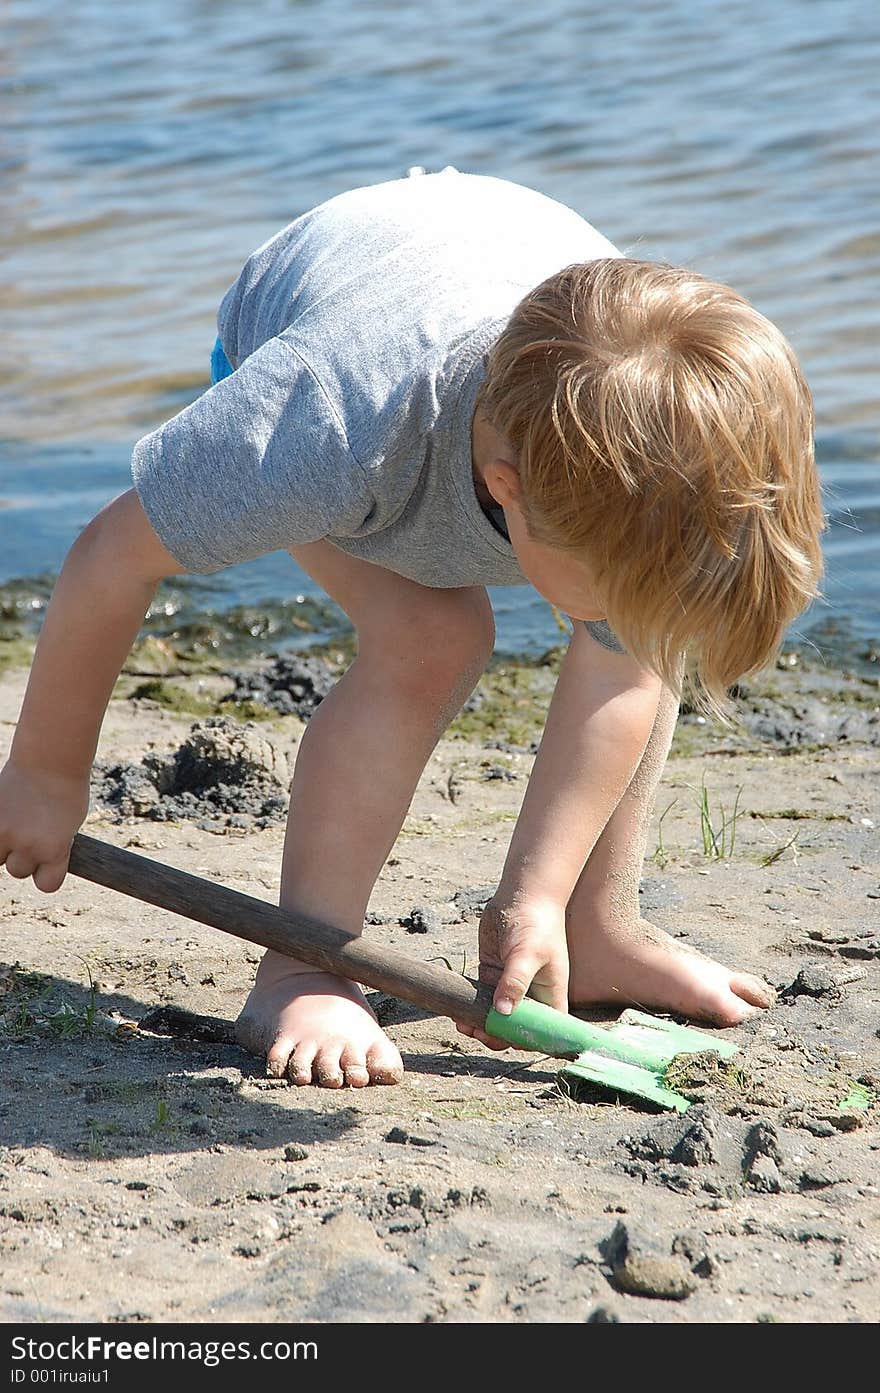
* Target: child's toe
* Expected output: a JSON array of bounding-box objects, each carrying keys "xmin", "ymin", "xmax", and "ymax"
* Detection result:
[
  {"xmin": 366, "ymin": 1039, "xmax": 404, "ymax": 1085},
  {"xmin": 710, "ymin": 989, "xmax": 761, "ymax": 1027},
  {"xmin": 288, "ymin": 1039, "xmax": 319, "ymax": 1086},
  {"xmin": 264, "ymin": 1035, "xmax": 296, "ymax": 1078},
  {"xmin": 313, "ymin": 1040, "xmax": 347, "ymax": 1088},
  {"xmin": 731, "ymin": 972, "xmax": 776, "ymax": 1009},
  {"xmin": 340, "ymin": 1044, "xmax": 370, "ymax": 1088}
]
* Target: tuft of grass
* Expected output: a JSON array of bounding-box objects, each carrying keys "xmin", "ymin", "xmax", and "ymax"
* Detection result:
[
  {"xmin": 0, "ymin": 960, "xmax": 102, "ymax": 1041},
  {"xmin": 129, "ymin": 679, "xmax": 219, "ymax": 717},
  {"xmin": 0, "ymin": 965, "xmax": 54, "ymax": 1040},
  {"xmin": 152, "ymin": 1098, "xmax": 171, "ymax": 1132},
  {"xmin": 652, "ymin": 798, "xmax": 678, "ymax": 868},
  {"xmin": 83, "ymin": 1120, "xmax": 123, "ymax": 1159},
  {"xmin": 696, "ymin": 776, "xmax": 743, "ymax": 860},
  {"xmin": 86, "ymin": 1123, "xmax": 105, "ymax": 1160}
]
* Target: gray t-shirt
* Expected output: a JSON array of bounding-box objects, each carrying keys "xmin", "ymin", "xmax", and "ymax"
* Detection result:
[{"xmin": 131, "ymin": 169, "xmax": 621, "ymax": 589}]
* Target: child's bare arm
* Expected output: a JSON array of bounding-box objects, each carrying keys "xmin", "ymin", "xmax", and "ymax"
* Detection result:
[
  {"xmin": 0, "ymin": 488, "xmax": 184, "ymax": 890},
  {"xmin": 468, "ymin": 625, "xmax": 663, "ymax": 1034},
  {"xmin": 499, "ymin": 624, "xmax": 662, "ymax": 907}
]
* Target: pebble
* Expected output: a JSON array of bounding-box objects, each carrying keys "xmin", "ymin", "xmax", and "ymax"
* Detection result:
[
  {"xmin": 603, "ymin": 1221, "xmax": 697, "ymax": 1301},
  {"xmin": 782, "ymin": 966, "xmax": 840, "ymax": 999},
  {"xmin": 746, "ymin": 1156, "xmax": 784, "ymax": 1194},
  {"xmin": 384, "ymin": 1127, "xmax": 437, "ymax": 1148},
  {"xmin": 400, "ymin": 905, "xmax": 443, "ymax": 934},
  {"xmin": 799, "ymin": 1167, "xmax": 845, "ymax": 1190}
]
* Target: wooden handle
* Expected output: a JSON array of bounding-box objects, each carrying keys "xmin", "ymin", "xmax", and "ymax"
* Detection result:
[{"xmin": 68, "ymin": 833, "xmax": 492, "ymax": 1031}]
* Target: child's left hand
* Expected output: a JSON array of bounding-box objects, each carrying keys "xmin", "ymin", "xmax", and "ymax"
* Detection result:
[{"xmin": 456, "ymin": 892, "xmax": 569, "ymax": 1050}]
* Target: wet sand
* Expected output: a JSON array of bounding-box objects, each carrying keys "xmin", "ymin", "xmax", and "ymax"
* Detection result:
[{"xmin": 0, "ymin": 645, "xmax": 877, "ymax": 1323}]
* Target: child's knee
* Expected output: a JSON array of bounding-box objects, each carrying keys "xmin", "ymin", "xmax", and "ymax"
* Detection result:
[{"xmin": 360, "ymin": 590, "xmax": 495, "ymax": 699}]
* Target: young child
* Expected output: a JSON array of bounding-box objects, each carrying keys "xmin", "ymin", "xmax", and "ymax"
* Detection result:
[{"xmin": 0, "ymin": 169, "xmax": 823, "ymax": 1089}]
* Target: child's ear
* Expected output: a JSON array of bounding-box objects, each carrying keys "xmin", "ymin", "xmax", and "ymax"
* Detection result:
[{"xmin": 484, "ymin": 457, "xmax": 522, "ymax": 507}]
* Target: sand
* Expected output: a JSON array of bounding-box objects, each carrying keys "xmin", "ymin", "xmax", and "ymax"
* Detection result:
[{"xmin": 0, "ymin": 648, "xmax": 877, "ymax": 1324}]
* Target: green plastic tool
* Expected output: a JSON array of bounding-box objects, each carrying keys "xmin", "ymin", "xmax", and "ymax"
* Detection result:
[
  {"xmin": 67, "ymin": 833, "xmax": 739, "ymax": 1111},
  {"xmin": 486, "ymin": 999, "xmax": 738, "ymax": 1111}
]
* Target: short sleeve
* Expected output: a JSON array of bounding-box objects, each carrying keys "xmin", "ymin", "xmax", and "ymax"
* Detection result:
[
  {"xmin": 583, "ymin": 619, "xmax": 627, "ymax": 654},
  {"xmin": 131, "ymin": 336, "xmax": 375, "ymax": 573}
]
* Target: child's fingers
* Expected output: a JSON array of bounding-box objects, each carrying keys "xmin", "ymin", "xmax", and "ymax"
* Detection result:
[
  {"xmin": 492, "ymin": 952, "xmax": 542, "ymax": 1016},
  {"xmin": 32, "ymin": 858, "xmax": 69, "ymax": 894},
  {"xmin": 533, "ymin": 978, "xmax": 569, "ymax": 1014},
  {"xmin": 3, "ymin": 849, "xmax": 38, "ymax": 880},
  {"xmin": 455, "ymin": 1019, "xmax": 510, "ymax": 1051}
]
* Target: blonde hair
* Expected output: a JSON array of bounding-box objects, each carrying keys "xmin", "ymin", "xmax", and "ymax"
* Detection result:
[{"xmin": 478, "ymin": 258, "xmax": 824, "ymax": 715}]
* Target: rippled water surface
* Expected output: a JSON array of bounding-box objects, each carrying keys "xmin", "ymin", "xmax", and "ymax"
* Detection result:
[{"xmin": 2, "ymin": 0, "xmax": 879, "ymax": 651}]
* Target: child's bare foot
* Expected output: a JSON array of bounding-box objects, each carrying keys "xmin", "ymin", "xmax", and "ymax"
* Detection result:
[
  {"xmin": 235, "ymin": 950, "xmax": 403, "ymax": 1087},
  {"xmin": 567, "ymin": 917, "xmax": 775, "ymax": 1026}
]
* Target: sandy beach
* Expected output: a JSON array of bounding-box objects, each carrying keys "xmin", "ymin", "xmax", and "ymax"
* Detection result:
[{"xmin": 1, "ymin": 641, "xmax": 877, "ymax": 1324}]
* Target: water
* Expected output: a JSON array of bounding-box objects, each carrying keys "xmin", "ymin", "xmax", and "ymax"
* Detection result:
[{"xmin": 2, "ymin": 0, "xmax": 879, "ymax": 656}]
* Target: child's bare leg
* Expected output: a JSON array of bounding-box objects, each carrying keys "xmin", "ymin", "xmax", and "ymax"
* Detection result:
[
  {"xmin": 566, "ymin": 685, "xmax": 775, "ymax": 1025},
  {"xmin": 235, "ymin": 541, "xmax": 495, "ymax": 1087}
]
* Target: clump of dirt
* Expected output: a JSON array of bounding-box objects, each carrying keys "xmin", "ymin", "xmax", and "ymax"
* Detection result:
[
  {"xmin": 601, "ymin": 1220, "xmax": 697, "ymax": 1301},
  {"xmin": 664, "ymin": 1040, "xmax": 875, "ymax": 1132},
  {"xmin": 222, "ymin": 655, "xmax": 336, "ymax": 719},
  {"xmin": 92, "ymin": 717, "xmax": 290, "ymax": 830}
]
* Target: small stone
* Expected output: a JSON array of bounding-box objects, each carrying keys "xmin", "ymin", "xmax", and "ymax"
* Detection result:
[
  {"xmin": 746, "ymin": 1156, "xmax": 783, "ymax": 1193},
  {"xmin": 400, "ymin": 905, "xmax": 442, "ymax": 934},
  {"xmin": 384, "ymin": 1127, "xmax": 436, "ymax": 1148},
  {"xmin": 781, "ymin": 966, "xmax": 839, "ymax": 999},
  {"xmin": 283, "ymin": 1144, "xmax": 309, "ymax": 1162},
  {"xmin": 603, "ymin": 1221, "xmax": 696, "ymax": 1301},
  {"xmin": 799, "ymin": 1167, "xmax": 844, "ymax": 1190},
  {"xmin": 744, "ymin": 1119, "xmax": 784, "ymax": 1168},
  {"xmin": 803, "ymin": 1118, "xmax": 837, "ymax": 1138}
]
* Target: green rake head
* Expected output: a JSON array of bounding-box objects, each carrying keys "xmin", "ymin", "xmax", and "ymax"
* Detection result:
[{"xmin": 485, "ymin": 1000, "xmax": 740, "ymax": 1112}]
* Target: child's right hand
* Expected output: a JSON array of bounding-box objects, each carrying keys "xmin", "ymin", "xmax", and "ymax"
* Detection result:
[
  {"xmin": 455, "ymin": 891, "xmax": 570, "ymax": 1050},
  {"xmin": 0, "ymin": 759, "xmax": 89, "ymax": 892}
]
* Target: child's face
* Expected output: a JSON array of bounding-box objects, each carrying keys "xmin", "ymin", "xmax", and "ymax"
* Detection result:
[
  {"xmin": 503, "ymin": 501, "xmax": 607, "ymax": 622},
  {"xmin": 472, "ymin": 425, "xmax": 606, "ymax": 621}
]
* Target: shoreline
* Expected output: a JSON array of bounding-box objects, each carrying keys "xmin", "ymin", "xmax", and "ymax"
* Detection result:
[
  {"xmin": 0, "ymin": 629, "xmax": 878, "ymax": 1323},
  {"xmin": 2, "ymin": 571, "xmax": 880, "ymax": 685}
]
